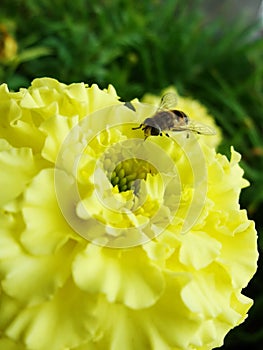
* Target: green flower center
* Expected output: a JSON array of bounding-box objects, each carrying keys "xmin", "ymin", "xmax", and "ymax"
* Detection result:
[{"xmin": 105, "ymin": 158, "xmax": 157, "ymax": 192}]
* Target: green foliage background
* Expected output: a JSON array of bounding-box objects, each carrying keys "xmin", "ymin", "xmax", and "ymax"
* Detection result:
[{"xmin": 1, "ymin": 0, "xmax": 263, "ymax": 348}]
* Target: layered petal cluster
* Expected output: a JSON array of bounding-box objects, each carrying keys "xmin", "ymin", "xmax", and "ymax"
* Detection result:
[{"xmin": 0, "ymin": 78, "xmax": 258, "ymax": 350}]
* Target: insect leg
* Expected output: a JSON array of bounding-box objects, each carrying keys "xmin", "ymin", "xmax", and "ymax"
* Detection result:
[{"xmin": 132, "ymin": 124, "xmax": 143, "ymax": 130}]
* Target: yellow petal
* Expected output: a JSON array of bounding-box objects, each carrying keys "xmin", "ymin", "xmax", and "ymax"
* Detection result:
[
  {"xmin": 0, "ymin": 211, "xmax": 22, "ymax": 259},
  {"xmin": 5, "ymin": 280, "xmax": 96, "ymax": 350},
  {"xmin": 40, "ymin": 114, "xmax": 79, "ymax": 163},
  {"xmin": 21, "ymin": 169, "xmax": 79, "ymax": 255},
  {"xmin": 179, "ymin": 231, "xmax": 222, "ymax": 269},
  {"xmin": 216, "ymin": 219, "xmax": 258, "ymax": 288},
  {"xmin": 0, "ymin": 142, "xmax": 39, "ymax": 206},
  {"xmin": 181, "ymin": 264, "xmax": 244, "ymax": 325},
  {"xmin": 91, "ymin": 273, "xmax": 201, "ymax": 349},
  {"xmin": 73, "ymin": 245, "xmax": 165, "ymax": 309},
  {"xmin": 1, "ymin": 242, "xmax": 77, "ymax": 305}
]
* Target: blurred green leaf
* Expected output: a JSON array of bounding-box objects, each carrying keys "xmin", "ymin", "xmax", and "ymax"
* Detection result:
[{"xmin": 16, "ymin": 46, "xmax": 53, "ymax": 64}]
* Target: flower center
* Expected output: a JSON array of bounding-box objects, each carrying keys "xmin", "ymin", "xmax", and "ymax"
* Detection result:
[{"xmin": 106, "ymin": 158, "xmax": 157, "ymax": 192}]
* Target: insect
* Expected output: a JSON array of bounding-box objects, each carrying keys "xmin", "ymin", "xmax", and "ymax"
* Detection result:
[{"xmin": 132, "ymin": 92, "xmax": 216, "ymax": 140}]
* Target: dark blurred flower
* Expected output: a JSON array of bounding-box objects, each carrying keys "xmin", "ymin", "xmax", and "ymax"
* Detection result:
[{"xmin": 0, "ymin": 24, "xmax": 17, "ymax": 62}]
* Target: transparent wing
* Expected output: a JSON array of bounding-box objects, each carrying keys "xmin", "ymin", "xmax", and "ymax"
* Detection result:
[
  {"xmin": 159, "ymin": 92, "xmax": 178, "ymax": 110},
  {"xmin": 171, "ymin": 120, "xmax": 216, "ymax": 135}
]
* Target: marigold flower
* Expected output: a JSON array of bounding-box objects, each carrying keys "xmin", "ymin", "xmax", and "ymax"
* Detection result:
[{"xmin": 0, "ymin": 78, "xmax": 258, "ymax": 350}]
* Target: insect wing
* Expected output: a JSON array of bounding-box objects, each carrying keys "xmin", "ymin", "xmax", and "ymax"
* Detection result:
[
  {"xmin": 185, "ymin": 120, "xmax": 216, "ymax": 135},
  {"xmin": 171, "ymin": 120, "xmax": 216, "ymax": 135},
  {"xmin": 159, "ymin": 92, "xmax": 178, "ymax": 110}
]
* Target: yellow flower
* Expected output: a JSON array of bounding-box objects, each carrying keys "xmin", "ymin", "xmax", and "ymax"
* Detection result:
[{"xmin": 0, "ymin": 78, "xmax": 258, "ymax": 350}]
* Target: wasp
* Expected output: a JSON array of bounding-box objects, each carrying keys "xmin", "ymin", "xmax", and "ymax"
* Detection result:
[{"xmin": 132, "ymin": 92, "xmax": 216, "ymax": 140}]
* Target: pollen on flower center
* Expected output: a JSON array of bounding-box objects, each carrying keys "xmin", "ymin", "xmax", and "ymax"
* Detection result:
[{"xmin": 107, "ymin": 158, "xmax": 157, "ymax": 192}]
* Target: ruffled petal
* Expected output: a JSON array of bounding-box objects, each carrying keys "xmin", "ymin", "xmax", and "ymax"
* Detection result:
[
  {"xmin": 40, "ymin": 114, "xmax": 79, "ymax": 163},
  {"xmin": 21, "ymin": 169, "xmax": 80, "ymax": 255},
  {"xmin": 179, "ymin": 231, "xmax": 222, "ymax": 270},
  {"xmin": 89, "ymin": 273, "xmax": 206, "ymax": 349},
  {"xmin": 0, "ymin": 212, "xmax": 22, "ymax": 259},
  {"xmin": 5, "ymin": 280, "xmax": 97, "ymax": 350},
  {"xmin": 181, "ymin": 266, "xmax": 237, "ymax": 321},
  {"xmin": 216, "ymin": 218, "xmax": 258, "ymax": 288},
  {"xmin": 0, "ymin": 140, "xmax": 41, "ymax": 206},
  {"xmin": 1, "ymin": 245, "xmax": 75, "ymax": 305},
  {"xmin": 73, "ymin": 245, "xmax": 165, "ymax": 309}
]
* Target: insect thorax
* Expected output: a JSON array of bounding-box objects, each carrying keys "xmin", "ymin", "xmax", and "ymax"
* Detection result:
[
  {"xmin": 172, "ymin": 110, "xmax": 189, "ymax": 125},
  {"xmin": 147, "ymin": 111, "xmax": 176, "ymax": 130}
]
